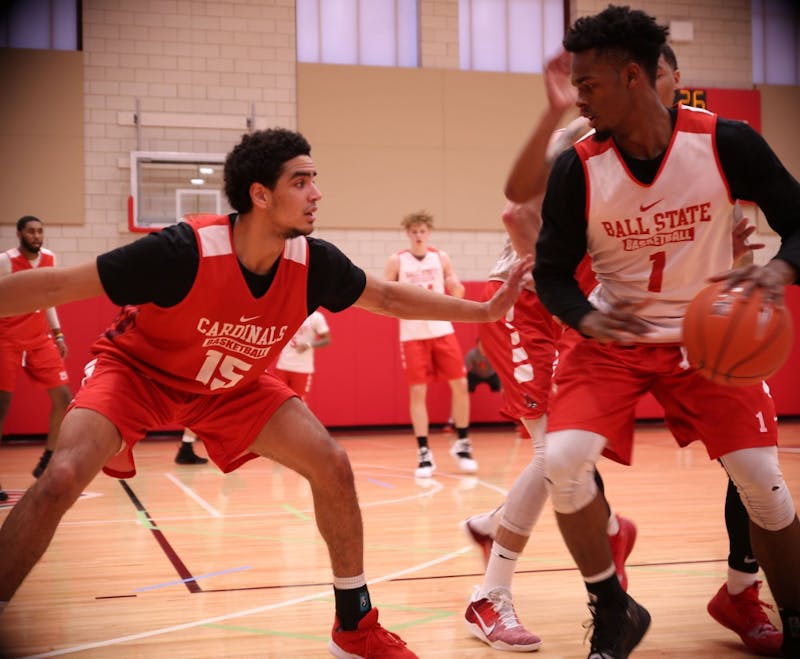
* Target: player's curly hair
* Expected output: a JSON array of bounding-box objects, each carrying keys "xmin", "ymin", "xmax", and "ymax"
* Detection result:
[
  {"xmin": 564, "ymin": 5, "xmax": 668, "ymax": 85},
  {"xmin": 224, "ymin": 128, "xmax": 311, "ymax": 213},
  {"xmin": 401, "ymin": 210, "xmax": 434, "ymax": 230},
  {"xmin": 16, "ymin": 215, "xmax": 41, "ymax": 231}
]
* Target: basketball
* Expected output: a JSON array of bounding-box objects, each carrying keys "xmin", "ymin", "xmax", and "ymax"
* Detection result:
[{"xmin": 682, "ymin": 281, "xmax": 794, "ymax": 386}]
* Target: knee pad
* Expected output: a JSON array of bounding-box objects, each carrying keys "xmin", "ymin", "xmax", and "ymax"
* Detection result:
[
  {"xmin": 545, "ymin": 430, "xmax": 606, "ymax": 514},
  {"xmin": 721, "ymin": 447, "xmax": 797, "ymax": 531}
]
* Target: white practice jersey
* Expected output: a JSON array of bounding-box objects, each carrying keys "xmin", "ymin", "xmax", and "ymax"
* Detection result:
[
  {"xmin": 576, "ymin": 105, "xmax": 735, "ymax": 343},
  {"xmin": 275, "ymin": 310, "xmax": 329, "ymax": 374},
  {"xmin": 396, "ymin": 248, "xmax": 455, "ymax": 342}
]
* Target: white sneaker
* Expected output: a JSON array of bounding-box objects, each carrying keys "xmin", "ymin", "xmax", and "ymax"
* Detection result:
[
  {"xmin": 450, "ymin": 438, "xmax": 478, "ymax": 473},
  {"xmin": 414, "ymin": 447, "xmax": 436, "ymax": 478}
]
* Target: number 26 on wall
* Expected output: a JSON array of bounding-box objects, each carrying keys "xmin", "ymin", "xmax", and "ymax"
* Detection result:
[{"xmin": 678, "ymin": 89, "xmax": 707, "ymax": 109}]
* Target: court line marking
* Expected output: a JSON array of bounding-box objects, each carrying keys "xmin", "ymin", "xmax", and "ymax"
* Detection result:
[
  {"xmin": 133, "ymin": 565, "xmax": 253, "ymax": 593},
  {"xmin": 21, "ymin": 547, "xmax": 471, "ymax": 658},
  {"xmin": 165, "ymin": 473, "xmax": 221, "ymax": 518}
]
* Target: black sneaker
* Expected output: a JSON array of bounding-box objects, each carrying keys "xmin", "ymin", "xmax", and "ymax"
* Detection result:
[
  {"xmin": 32, "ymin": 449, "xmax": 53, "ymax": 478},
  {"xmin": 0, "ymin": 487, "xmax": 8, "ymax": 502},
  {"xmin": 586, "ymin": 593, "xmax": 651, "ymax": 658},
  {"xmin": 175, "ymin": 443, "xmax": 208, "ymax": 465},
  {"xmin": 781, "ymin": 608, "xmax": 800, "ymax": 658}
]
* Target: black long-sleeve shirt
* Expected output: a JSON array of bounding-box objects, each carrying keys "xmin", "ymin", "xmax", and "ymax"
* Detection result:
[{"xmin": 534, "ymin": 109, "xmax": 800, "ymax": 330}]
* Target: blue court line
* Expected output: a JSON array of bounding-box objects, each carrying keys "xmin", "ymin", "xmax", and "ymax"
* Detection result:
[
  {"xmin": 365, "ymin": 477, "xmax": 394, "ymax": 488},
  {"xmin": 134, "ymin": 565, "xmax": 252, "ymax": 592}
]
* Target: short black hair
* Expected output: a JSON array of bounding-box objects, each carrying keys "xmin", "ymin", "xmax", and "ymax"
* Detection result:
[
  {"xmin": 660, "ymin": 43, "xmax": 678, "ymax": 71},
  {"xmin": 17, "ymin": 215, "xmax": 41, "ymax": 231},
  {"xmin": 563, "ymin": 5, "xmax": 669, "ymax": 85},
  {"xmin": 224, "ymin": 128, "xmax": 312, "ymax": 213}
]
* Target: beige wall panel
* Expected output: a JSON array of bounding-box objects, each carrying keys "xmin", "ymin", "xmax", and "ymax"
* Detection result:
[
  {"xmin": 442, "ymin": 146, "xmax": 510, "ymax": 228},
  {"xmin": 298, "ymin": 64, "xmax": 445, "ymax": 147},
  {"xmin": 758, "ymin": 85, "xmax": 800, "ymax": 180},
  {"xmin": 0, "ymin": 49, "xmax": 84, "ymax": 225},
  {"xmin": 298, "ymin": 64, "xmax": 562, "ymax": 230},
  {"xmin": 311, "ymin": 143, "xmax": 445, "ymax": 231}
]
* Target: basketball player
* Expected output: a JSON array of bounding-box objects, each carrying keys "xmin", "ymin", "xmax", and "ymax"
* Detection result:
[
  {"xmin": 384, "ymin": 211, "xmax": 477, "ymax": 478},
  {"xmin": 273, "ymin": 310, "xmax": 331, "ymax": 401},
  {"xmin": 0, "ymin": 216, "xmax": 72, "ymax": 487},
  {"xmin": 533, "ymin": 7, "xmax": 800, "ymax": 657},
  {"xmin": 463, "ymin": 44, "xmax": 781, "ymax": 655},
  {"xmin": 0, "ymin": 128, "xmax": 531, "ymax": 658}
]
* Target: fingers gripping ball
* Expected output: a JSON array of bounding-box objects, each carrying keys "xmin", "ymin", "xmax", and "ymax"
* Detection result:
[{"xmin": 682, "ymin": 282, "xmax": 794, "ymax": 386}]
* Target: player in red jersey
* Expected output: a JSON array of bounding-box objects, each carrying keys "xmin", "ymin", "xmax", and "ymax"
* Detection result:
[
  {"xmin": 0, "ymin": 216, "xmax": 72, "ymax": 489},
  {"xmin": 0, "ymin": 128, "xmax": 531, "ymax": 658}
]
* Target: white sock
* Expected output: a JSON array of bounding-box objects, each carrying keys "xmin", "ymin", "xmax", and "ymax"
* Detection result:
[
  {"xmin": 606, "ymin": 510, "xmax": 619, "ymax": 536},
  {"xmin": 333, "ymin": 573, "xmax": 367, "ymax": 590},
  {"xmin": 727, "ymin": 567, "xmax": 758, "ymax": 595},
  {"xmin": 480, "ymin": 542, "xmax": 520, "ymax": 595},
  {"xmin": 181, "ymin": 433, "xmax": 196, "ymax": 444}
]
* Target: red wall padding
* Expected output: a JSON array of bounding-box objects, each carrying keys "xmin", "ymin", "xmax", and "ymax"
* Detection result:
[{"xmin": 4, "ymin": 283, "xmax": 799, "ymax": 436}]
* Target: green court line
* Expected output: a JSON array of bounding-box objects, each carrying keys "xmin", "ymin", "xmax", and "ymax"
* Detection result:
[
  {"xmin": 281, "ymin": 504, "xmax": 312, "ymax": 521},
  {"xmin": 202, "ymin": 598, "xmax": 455, "ymax": 639},
  {"xmin": 201, "ymin": 622, "xmax": 327, "ymax": 640}
]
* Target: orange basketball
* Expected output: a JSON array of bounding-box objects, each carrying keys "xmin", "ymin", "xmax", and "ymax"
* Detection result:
[{"xmin": 682, "ymin": 281, "xmax": 794, "ymax": 386}]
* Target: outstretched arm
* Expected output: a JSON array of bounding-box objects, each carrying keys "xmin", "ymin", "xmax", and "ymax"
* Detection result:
[
  {"xmin": 0, "ymin": 261, "xmax": 105, "ymax": 317},
  {"xmin": 505, "ymin": 50, "xmax": 578, "ymax": 203},
  {"xmin": 355, "ymin": 256, "xmax": 533, "ymax": 323}
]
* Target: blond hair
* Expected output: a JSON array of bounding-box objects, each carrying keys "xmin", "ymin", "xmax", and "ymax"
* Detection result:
[{"xmin": 401, "ymin": 210, "xmax": 434, "ymax": 230}]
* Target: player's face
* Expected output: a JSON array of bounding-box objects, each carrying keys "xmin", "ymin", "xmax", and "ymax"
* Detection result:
[
  {"xmin": 406, "ymin": 223, "xmax": 430, "ymax": 250},
  {"xmin": 655, "ymin": 54, "xmax": 680, "ymax": 108},
  {"xmin": 571, "ymin": 49, "xmax": 631, "ymax": 135},
  {"xmin": 18, "ymin": 220, "xmax": 44, "ymax": 255},
  {"xmin": 269, "ymin": 155, "xmax": 321, "ymax": 239}
]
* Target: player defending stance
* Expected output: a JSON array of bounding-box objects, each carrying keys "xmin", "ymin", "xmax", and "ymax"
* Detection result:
[{"xmin": 0, "ymin": 128, "xmax": 531, "ymax": 658}]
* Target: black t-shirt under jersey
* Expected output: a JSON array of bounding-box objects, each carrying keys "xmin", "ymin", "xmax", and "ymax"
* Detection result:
[
  {"xmin": 535, "ymin": 110, "xmax": 800, "ymax": 329},
  {"xmin": 96, "ymin": 214, "xmax": 367, "ymax": 315}
]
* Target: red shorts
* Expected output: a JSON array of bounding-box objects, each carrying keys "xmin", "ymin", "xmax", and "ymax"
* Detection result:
[
  {"xmin": 72, "ymin": 353, "xmax": 296, "ymax": 478},
  {"xmin": 547, "ymin": 340, "xmax": 778, "ymax": 465},
  {"xmin": 478, "ymin": 282, "xmax": 561, "ymax": 421},
  {"xmin": 400, "ymin": 333, "xmax": 466, "ymax": 385},
  {"xmin": 0, "ymin": 341, "xmax": 69, "ymax": 391},
  {"xmin": 274, "ymin": 368, "xmax": 312, "ymax": 400}
]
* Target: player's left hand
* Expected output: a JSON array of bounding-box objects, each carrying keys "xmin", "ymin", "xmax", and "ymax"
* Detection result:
[{"xmin": 709, "ymin": 259, "xmax": 795, "ymax": 306}]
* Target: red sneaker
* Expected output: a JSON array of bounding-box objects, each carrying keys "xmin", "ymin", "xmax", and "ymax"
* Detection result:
[
  {"xmin": 608, "ymin": 515, "xmax": 636, "ymax": 592},
  {"xmin": 464, "ymin": 586, "xmax": 543, "ymax": 651},
  {"xmin": 707, "ymin": 581, "xmax": 782, "ymax": 656},
  {"xmin": 329, "ymin": 608, "xmax": 418, "ymax": 658},
  {"xmin": 461, "ymin": 516, "xmax": 493, "ymax": 566}
]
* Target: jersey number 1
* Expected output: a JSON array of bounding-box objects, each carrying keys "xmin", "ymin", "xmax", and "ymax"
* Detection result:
[{"xmin": 648, "ymin": 251, "xmax": 666, "ymax": 292}]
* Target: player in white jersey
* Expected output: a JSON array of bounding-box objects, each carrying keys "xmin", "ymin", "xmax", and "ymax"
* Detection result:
[
  {"xmin": 534, "ymin": 8, "xmax": 800, "ymax": 658},
  {"xmin": 384, "ymin": 211, "xmax": 477, "ymax": 478},
  {"xmin": 467, "ymin": 42, "xmax": 781, "ymax": 656},
  {"xmin": 274, "ymin": 310, "xmax": 331, "ymax": 401}
]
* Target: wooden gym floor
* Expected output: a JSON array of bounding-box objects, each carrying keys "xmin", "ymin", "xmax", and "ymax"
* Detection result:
[{"xmin": 0, "ymin": 420, "xmax": 799, "ymax": 658}]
